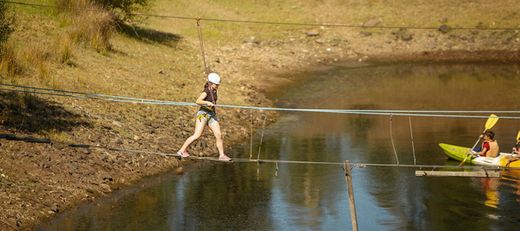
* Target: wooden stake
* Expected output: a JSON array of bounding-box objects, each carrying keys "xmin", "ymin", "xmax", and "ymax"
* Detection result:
[
  {"xmin": 249, "ymin": 109, "xmax": 253, "ymax": 159},
  {"xmin": 344, "ymin": 160, "xmax": 358, "ymax": 231}
]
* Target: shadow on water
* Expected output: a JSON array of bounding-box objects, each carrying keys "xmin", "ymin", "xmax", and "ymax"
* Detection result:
[
  {"xmin": 0, "ymin": 92, "xmax": 90, "ymax": 132},
  {"xmin": 117, "ymin": 23, "xmax": 182, "ymax": 47}
]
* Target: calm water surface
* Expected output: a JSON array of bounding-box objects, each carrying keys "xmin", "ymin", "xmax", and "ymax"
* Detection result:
[{"xmin": 40, "ymin": 62, "xmax": 520, "ymax": 230}]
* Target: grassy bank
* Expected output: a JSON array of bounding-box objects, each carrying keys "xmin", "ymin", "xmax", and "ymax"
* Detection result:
[{"xmin": 0, "ymin": 0, "xmax": 520, "ymax": 229}]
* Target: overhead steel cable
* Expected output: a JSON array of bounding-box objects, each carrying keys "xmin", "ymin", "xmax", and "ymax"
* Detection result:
[
  {"xmin": 2, "ymin": 0, "xmax": 520, "ymax": 31},
  {"xmin": 129, "ymin": 14, "xmax": 520, "ymax": 31},
  {"xmin": 0, "ymin": 87, "xmax": 84, "ymax": 98},
  {"xmin": 0, "ymin": 83, "xmax": 87, "ymax": 95},
  {"xmin": 2, "ymin": 83, "xmax": 520, "ymax": 119}
]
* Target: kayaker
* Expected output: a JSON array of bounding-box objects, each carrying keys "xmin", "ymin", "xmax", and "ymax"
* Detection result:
[
  {"xmin": 506, "ymin": 137, "xmax": 520, "ymax": 166},
  {"xmin": 512, "ymin": 137, "xmax": 520, "ymax": 155},
  {"xmin": 476, "ymin": 130, "xmax": 499, "ymax": 157},
  {"xmin": 177, "ymin": 73, "xmax": 232, "ymax": 161}
]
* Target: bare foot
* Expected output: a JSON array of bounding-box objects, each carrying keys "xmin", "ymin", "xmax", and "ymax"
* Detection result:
[
  {"xmin": 176, "ymin": 150, "xmax": 190, "ymax": 158},
  {"xmin": 218, "ymin": 154, "xmax": 232, "ymax": 161}
]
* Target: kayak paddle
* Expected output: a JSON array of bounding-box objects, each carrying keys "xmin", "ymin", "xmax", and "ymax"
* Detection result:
[
  {"xmin": 470, "ymin": 114, "xmax": 499, "ymax": 151},
  {"xmin": 459, "ymin": 114, "xmax": 499, "ymax": 166}
]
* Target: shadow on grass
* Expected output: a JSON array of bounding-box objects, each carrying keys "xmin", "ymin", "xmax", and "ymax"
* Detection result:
[
  {"xmin": 0, "ymin": 92, "xmax": 91, "ymax": 133},
  {"xmin": 117, "ymin": 23, "xmax": 182, "ymax": 47}
]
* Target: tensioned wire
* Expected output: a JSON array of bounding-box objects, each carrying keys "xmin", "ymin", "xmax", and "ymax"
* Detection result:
[
  {"xmin": 3, "ymin": 0, "xmax": 520, "ymax": 31},
  {"xmin": 2, "ymin": 132, "xmax": 519, "ymax": 170},
  {"xmin": 2, "ymin": 83, "xmax": 520, "ymax": 119}
]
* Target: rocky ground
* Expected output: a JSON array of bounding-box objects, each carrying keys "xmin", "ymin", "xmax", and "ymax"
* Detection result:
[{"xmin": 1, "ymin": 1, "xmax": 520, "ymax": 230}]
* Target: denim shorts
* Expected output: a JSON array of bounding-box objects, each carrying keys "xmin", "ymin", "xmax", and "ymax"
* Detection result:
[{"xmin": 196, "ymin": 109, "xmax": 218, "ymax": 125}]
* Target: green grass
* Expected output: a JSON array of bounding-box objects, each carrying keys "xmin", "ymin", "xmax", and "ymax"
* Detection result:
[
  {"xmin": 8, "ymin": 0, "xmax": 56, "ymax": 17},
  {"xmin": 11, "ymin": 0, "xmax": 518, "ymax": 48},
  {"xmin": 140, "ymin": 0, "xmax": 520, "ymax": 47}
]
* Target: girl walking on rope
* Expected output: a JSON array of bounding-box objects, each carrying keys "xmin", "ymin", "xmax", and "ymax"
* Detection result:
[{"xmin": 177, "ymin": 73, "xmax": 232, "ymax": 161}]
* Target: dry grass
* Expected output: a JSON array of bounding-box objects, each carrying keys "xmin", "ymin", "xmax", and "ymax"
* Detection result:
[
  {"xmin": 55, "ymin": 33, "xmax": 74, "ymax": 64},
  {"xmin": 20, "ymin": 42, "xmax": 52, "ymax": 82},
  {"xmin": 67, "ymin": 10, "xmax": 115, "ymax": 52},
  {"xmin": 0, "ymin": 42, "xmax": 20, "ymax": 78},
  {"xmin": 46, "ymin": 130, "xmax": 72, "ymax": 143},
  {"xmin": 57, "ymin": 0, "xmax": 115, "ymax": 52},
  {"xmin": 1, "ymin": 0, "xmax": 114, "ymax": 83},
  {"xmin": 1, "ymin": 34, "xmax": 55, "ymax": 83}
]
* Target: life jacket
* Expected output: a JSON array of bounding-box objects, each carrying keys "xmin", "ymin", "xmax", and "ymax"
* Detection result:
[{"xmin": 485, "ymin": 140, "xmax": 499, "ymax": 157}]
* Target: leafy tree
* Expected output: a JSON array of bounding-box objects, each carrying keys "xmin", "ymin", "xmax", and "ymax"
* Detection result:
[
  {"xmin": 92, "ymin": 0, "xmax": 149, "ymax": 15},
  {"xmin": 57, "ymin": 0, "xmax": 149, "ymax": 19}
]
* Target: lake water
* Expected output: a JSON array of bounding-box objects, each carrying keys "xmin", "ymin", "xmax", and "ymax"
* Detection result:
[{"xmin": 39, "ymin": 62, "xmax": 520, "ymax": 230}]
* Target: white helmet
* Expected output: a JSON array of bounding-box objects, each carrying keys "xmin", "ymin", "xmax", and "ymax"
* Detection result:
[{"xmin": 208, "ymin": 73, "xmax": 221, "ymax": 84}]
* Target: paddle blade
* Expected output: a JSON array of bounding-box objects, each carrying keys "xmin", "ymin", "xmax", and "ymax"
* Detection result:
[
  {"xmin": 484, "ymin": 114, "xmax": 499, "ymax": 130},
  {"xmin": 516, "ymin": 130, "xmax": 520, "ymax": 141}
]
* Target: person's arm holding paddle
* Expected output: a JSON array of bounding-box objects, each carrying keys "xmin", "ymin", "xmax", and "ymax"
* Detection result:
[{"xmin": 459, "ymin": 114, "xmax": 499, "ymax": 166}]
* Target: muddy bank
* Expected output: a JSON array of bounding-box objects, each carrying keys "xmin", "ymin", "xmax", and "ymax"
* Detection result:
[{"xmin": 370, "ymin": 50, "xmax": 520, "ymax": 63}]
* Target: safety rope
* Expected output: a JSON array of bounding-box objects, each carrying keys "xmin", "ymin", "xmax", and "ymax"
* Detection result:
[
  {"xmin": 256, "ymin": 114, "xmax": 267, "ymax": 161},
  {"xmin": 389, "ymin": 115, "xmax": 400, "ymax": 165},
  {"xmin": 409, "ymin": 116, "xmax": 417, "ymax": 165},
  {"xmin": 196, "ymin": 18, "xmax": 210, "ymax": 74},
  {"xmin": 2, "ymin": 84, "xmax": 520, "ymax": 120}
]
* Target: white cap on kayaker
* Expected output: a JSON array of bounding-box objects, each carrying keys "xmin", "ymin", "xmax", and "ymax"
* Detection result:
[{"xmin": 208, "ymin": 73, "xmax": 221, "ymax": 85}]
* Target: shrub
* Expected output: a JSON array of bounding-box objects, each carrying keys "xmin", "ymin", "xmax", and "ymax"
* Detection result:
[
  {"xmin": 0, "ymin": 42, "xmax": 21, "ymax": 78},
  {"xmin": 92, "ymin": 0, "xmax": 149, "ymax": 16},
  {"xmin": 56, "ymin": 0, "xmax": 115, "ymax": 52},
  {"xmin": 21, "ymin": 43, "xmax": 52, "ymax": 81},
  {"xmin": 56, "ymin": 0, "xmax": 148, "ymax": 19},
  {"xmin": 68, "ymin": 8, "xmax": 115, "ymax": 52},
  {"xmin": 56, "ymin": 34, "xmax": 74, "ymax": 64},
  {"xmin": 0, "ymin": 1, "xmax": 14, "ymax": 45}
]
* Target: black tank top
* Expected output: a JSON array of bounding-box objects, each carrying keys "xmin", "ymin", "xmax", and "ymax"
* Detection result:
[{"xmin": 200, "ymin": 86, "xmax": 217, "ymax": 112}]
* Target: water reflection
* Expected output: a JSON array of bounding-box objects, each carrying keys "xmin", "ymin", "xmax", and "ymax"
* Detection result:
[
  {"xmin": 482, "ymin": 178, "xmax": 500, "ymax": 208},
  {"xmin": 41, "ymin": 63, "xmax": 520, "ymax": 230}
]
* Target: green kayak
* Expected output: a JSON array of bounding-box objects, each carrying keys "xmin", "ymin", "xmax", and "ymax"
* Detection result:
[
  {"xmin": 438, "ymin": 143, "xmax": 470, "ymax": 162},
  {"xmin": 438, "ymin": 143, "xmax": 520, "ymax": 167}
]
